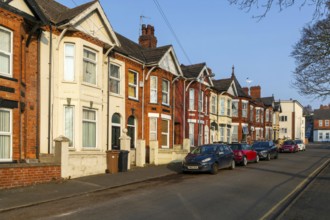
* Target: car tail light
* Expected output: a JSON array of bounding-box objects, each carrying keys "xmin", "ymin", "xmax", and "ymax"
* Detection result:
[{"xmin": 238, "ymin": 151, "xmax": 243, "ymax": 156}]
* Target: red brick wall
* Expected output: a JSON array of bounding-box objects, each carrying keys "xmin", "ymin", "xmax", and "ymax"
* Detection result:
[
  {"xmin": 0, "ymin": 165, "xmax": 61, "ymax": 189},
  {"xmin": 0, "ymin": 8, "xmax": 39, "ymax": 161}
]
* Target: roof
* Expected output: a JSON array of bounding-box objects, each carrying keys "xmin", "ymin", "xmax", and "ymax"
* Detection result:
[
  {"xmin": 314, "ymin": 108, "xmax": 330, "ymax": 120},
  {"xmin": 34, "ymin": 0, "xmax": 96, "ymax": 24},
  {"xmin": 274, "ymin": 102, "xmax": 282, "ymax": 112},
  {"xmin": 232, "ymin": 75, "xmax": 250, "ymax": 98},
  {"xmin": 259, "ymin": 96, "xmax": 274, "ymax": 107},
  {"xmin": 114, "ymin": 32, "xmax": 172, "ymax": 65},
  {"xmin": 212, "ymin": 78, "xmax": 232, "ymax": 92},
  {"xmin": 181, "ymin": 63, "xmax": 206, "ymax": 78}
]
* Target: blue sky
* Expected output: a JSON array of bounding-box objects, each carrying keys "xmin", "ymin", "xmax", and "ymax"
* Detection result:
[{"xmin": 58, "ymin": 0, "xmax": 329, "ymax": 109}]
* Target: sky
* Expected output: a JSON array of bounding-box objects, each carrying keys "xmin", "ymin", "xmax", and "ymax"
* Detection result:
[{"xmin": 58, "ymin": 0, "xmax": 330, "ymax": 109}]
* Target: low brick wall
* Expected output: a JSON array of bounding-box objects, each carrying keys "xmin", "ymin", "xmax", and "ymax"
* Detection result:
[{"xmin": 0, "ymin": 163, "xmax": 61, "ymax": 189}]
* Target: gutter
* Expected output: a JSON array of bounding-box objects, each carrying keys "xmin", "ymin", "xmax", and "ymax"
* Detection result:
[
  {"xmin": 106, "ymin": 46, "xmax": 115, "ymax": 150},
  {"xmin": 47, "ymin": 24, "xmax": 52, "ymax": 154}
]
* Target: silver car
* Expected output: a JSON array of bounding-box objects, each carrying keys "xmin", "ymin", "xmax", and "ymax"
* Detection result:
[{"xmin": 295, "ymin": 139, "xmax": 306, "ymax": 151}]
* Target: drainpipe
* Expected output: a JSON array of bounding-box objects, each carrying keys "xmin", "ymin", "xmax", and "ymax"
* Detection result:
[
  {"xmin": 171, "ymin": 76, "xmax": 180, "ymax": 146},
  {"xmin": 36, "ymin": 29, "xmax": 42, "ymax": 159},
  {"xmin": 142, "ymin": 64, "xmax": 145, "ymax": 139},
  {"xmin": 47, "ymin": 24, "xmax": 52, "ymax": 154},
  {"xmin": 183, "ymin": 80, "xmax": 186, "ymax": 139},
  {"xmin": 106, "ymin": 46, "xmax": 115, "ymax": 150}
]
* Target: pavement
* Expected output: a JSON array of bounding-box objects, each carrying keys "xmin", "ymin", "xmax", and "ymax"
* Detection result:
[{"xmin": 0, "ymin": 162, "xmax": 182, "ymax": 213}]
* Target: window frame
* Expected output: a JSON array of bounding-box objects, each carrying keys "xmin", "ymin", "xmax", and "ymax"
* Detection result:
[
  {"xmin": 63, "ymin": 43, "xmax": 75, "ymax": 82},
  {"xmin": 83, "ymin": 47, "xmax": 97, "ymax": 85},
  {"xmin": 211, "ymin": 96, "xmax": 216, "ymax": 114},
  {"xmin": 149, "ymin": 117, "xmax": 157, "ymax": 141},
  {"xmin": 189, "ymin": 88, "xmax": 195, "ymax": 110},
  {"xmin": 189, "ymin": 123, "xmax": 194, "ymax": 146},
  {"xmin": 109, "ymin": 64, "xmax": 121, "ymax": 95},
  {"xmin": 242, "ymin": 101, "xmax": 248, "ymax": 118},
  {"xmin": 198, "ymin": 91, "xmax": 204, "ymax": 112},
  {"xmin": 220, "ymin": 97, "xmax": 225, "ymax": 115},
  {"xmin": 0, "ymin": 108, "xmax": 12, "ymax": 161},
  {"xmin": 232, "ymin": 100, "xmax": 238, "ymax": 117},
  {"xmin": 82, "ymin": 108, "xmax": 97, "ymax": 148},
  {"xmin": 64, "ymin": 105, "xmax": 75, "ymax": 148},
  {"xmin": 162, "ymin": 79, "xmax": 170, "ymax": 105},
  {"xmin": 0, "ymin": 26, "xmax": 13, "ymax": 77},
  {"xmin": 325, "ymin": 120, "xmax": 329, "ymax": 127},
  {"xmin": 128, "ymin": 70, "xmax": 138, "ymax": 100},
  {"xmin": 150, "ymin": 76, "xmax": 158, "ymax": 103},
  {"xmin": 319, "ymin": 120, "xmax": 323, "ymax": 127},
  {"xmin": 161, "ymin": 119, "xmax": 169, "ymax": 148}
]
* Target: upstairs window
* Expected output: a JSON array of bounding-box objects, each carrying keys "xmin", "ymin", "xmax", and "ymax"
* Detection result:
[
  {"xmin": 0, "ymin": 27, "xmax": 12, "ymax": 77},
  {"xmin": 220, "ymin": 97, "xmax": 225, "ymax": 115},
  {"xmin": 64, "ymin": 43, "xmax": 75, "ymax": 81},
  {"xmin": 198, "ymin": 91, "xmax": 204, "ymax": 112},
  {"xmin": 83, "ymin": 48, "xmax": 97, "ymax": 85},
  {"xmin": 232, "ymin": 100, "xmax": 238, "ymax": 117},
  {"xmin": 242, "ymin": 102, "xmax": 248, "ymax": 118},
  {"xmin": 227, "ymin": 99, "xmax": 231, "ymax": 116},
  {"xmin": 250, "ymin": 106, "xmax": 254, "ymax": 122},
  {"xmin": 189, "ymin": 89, "xmax": 195, "ymax": 110},
  {"xmin": 162, "ymin": 79, "xmax": 170, "ymax": 105},
  {"xmin": 150, "ymin": 76, "xmax": 158, "ymax": 103},
  {"xmin": 128, "ymin": 70, "xmax": 138, "ymax": 99},
  {"xmin": 211, "ymin": 96, "xmax": 216, "ymax": 114},
  {"xmin": 319, "ymin": 120, "xmax": 323, "ymax": 126},
  {"xmin": 109, "ymin": 64, "xmax": 120, "ymax": 94}
]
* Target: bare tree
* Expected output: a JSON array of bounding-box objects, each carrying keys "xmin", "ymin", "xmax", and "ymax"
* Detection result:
[
  {"xmin": 228, "ymin": 0, "xmax": 328, "ymax": 19},
  {"xmin": 291, "ymin": 12, "xmax": 330, "ymax": 100}
]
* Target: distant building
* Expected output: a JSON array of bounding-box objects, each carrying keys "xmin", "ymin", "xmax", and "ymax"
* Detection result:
[
  {"xmin": 278, "ymin": 100, "xmax": 305, "ymax": 141},
  {"xmin": 313, "ymin": 104, "xmax": 330, "ymax": 142}
]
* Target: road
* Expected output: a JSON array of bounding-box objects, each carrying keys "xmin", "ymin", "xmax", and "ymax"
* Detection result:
[{"xmin": 1, "ymin": 143, "xmax": 329, "ymax": 220}]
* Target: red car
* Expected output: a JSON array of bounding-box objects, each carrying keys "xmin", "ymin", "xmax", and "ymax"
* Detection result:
[
  {"xmin": 229, "ymin": 143, "xmax": 259, "ymax": 166},
  {"xmin": 279, "ymin": 140, "xmax": 299, "ymax": 153}
]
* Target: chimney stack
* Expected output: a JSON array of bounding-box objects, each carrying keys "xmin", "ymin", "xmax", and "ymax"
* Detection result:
[
  {"xmin": 250, "ymin": 86, "xmax": 261, "ymax": 99},
  {"xmin": 139, "ymin": 24, "xmax": 157, "ymax": 48},
  {"xmin": 242, "ymin": 87, "xmax": 249, "ymax": 96}
]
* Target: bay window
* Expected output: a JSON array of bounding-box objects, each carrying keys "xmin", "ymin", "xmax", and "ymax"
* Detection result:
[
  {"xmin": 82, "ymin": 109, "xmax": 97, "ymax": 148},
  {"xmin": 64, "ymin": 43, "xmax": 75, "ymax": 81},
  {"xmin": 83, "ymin": 48, "xmax": 97, "ymax": 85}
]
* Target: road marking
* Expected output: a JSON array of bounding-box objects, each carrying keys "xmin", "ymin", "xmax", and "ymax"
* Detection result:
[{"xmin": 260, "ymin": 158, "xmax": 330, "ymax": 220}]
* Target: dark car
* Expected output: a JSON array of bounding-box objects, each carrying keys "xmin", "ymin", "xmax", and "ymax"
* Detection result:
[
  {"xmin": 229, "ymin": 143, "xmax": 259, "ymax": 166},
  {"xmin": 252, "ymin": 141, "xmax": 279, "ymax": 160},
  {"xmin": 182, "ymin": 144, "xmax": 235, "ymax": 174},
  {"xmin": 279, "ymin": 140, "xmax": 299, "ymax": 153}
]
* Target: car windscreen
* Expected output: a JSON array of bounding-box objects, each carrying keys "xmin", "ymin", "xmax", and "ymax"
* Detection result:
[
  {"xmin": 191, "ymin": 145, "xmax": 217, "ymax": 155},
  {"xmin": 230, "ymin": 144, "xmax": 242, "ymax": 151},
  {"xmin": 283, "ymin": 140, "xmax": 294, "ymax": 145},
  {"xmin": 252, "ymin": 142, "xmax": 270, "ymax": 149}
]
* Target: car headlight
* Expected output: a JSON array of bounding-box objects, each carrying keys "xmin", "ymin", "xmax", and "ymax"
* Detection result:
[
  {"xmin": 260, "ymin": 150, "xmax": 268, "ymax": 154},
  {"xmin": 202, "ymin": 158, "xmax": 211, "ymax": 163}
]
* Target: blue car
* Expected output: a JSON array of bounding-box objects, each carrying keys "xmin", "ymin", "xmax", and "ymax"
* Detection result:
[{"xmin": 182, "ymin": 144, "xmax": 235, "ymax": 174}]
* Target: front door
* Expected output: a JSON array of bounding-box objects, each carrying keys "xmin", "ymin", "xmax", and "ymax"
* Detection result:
[{"xmin": 112, "ymin": 126, "xmax": 121, "ymax": 150}]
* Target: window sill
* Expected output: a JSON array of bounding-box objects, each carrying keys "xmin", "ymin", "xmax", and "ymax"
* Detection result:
[
  {"xmin": 62, "ymin": 81, "xmax": 77, "ymax": 84},
  {"xmin": 82, "ymin": 147, "xmax": 100, "ymax": 151},
  {"xmin": 128, "ymin": 97, "xmax": 139, "ymax": 102},
  {"xmin": 110, "ymin": 93, "xmax": 124, "ymax": 99},
  {"xmin": 81, "ymin": 82, "xmax": 100, "ymax": 89},
  {"xmin": 162, "ymin": 103, "xmax": 170, "ymax": 107},
  {"xmin": 0, "ymin": 74, "xmax": 17, "ymax": 82}
]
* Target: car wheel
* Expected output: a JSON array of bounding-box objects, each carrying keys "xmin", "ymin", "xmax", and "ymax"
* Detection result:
[
  {"xmin": 266, "ymin": 153, "xmax": 271, "ymax": 161},
  {"xmin": 242, "ymin": 156, "xmax": 248, "ymax": 166},
  {"xmin": 211, "ymin": 163, "xmax": 218, "ymax": 174},
  {"xmin": 229, "ymin": 160, "xmax": 235, "ymax": 170},
  {"xmin": 255, "ymin": 155, "xmax": 259, "ymax": 163}
]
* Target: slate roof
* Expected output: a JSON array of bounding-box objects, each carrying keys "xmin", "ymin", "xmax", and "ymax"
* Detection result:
[
  {"xmin": 314, "ymin": 109, "xmax": 330, "ymax": 120},
  {"xmin": 259, "ymin": 96, "xmax": 274, "ymax": 107},
  {"xmin": 34, "ymin": 0, "xmax": 96, "ymax": 25},
  {"xmin": 114, "ymin": 32, "xmax": 172, "ymax": 65},
  {"xmin": 212, "ymin": 78, "xmax": 232, "ymax": 93},
  {"xmin": 180, "ymin": 63, "xmax": 206, "ymax": 78},
  {"xmin": 232, "ymin": 75, "xmax": 250, "ymax": 98}
]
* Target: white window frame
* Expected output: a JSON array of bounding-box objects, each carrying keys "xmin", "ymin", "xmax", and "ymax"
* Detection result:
[
  {"xmin": 227, "ymin": 99, "xmax": 231, "ymax": 116},
  {"xmin": 266, "ymin": 109, "xmax": 270, "ymax": 122},
  {"xmin": 232, "ymin": 125, "xmax": 238, "ymax": 142},
  {"xmin": 250, "ymin": 106, "xmax": 254, "ymax": 122},
  {"xmin": 83, "ymin": 47, "xmax": 97, "ymax": 85},
  {"xmin": 149, "ymin": 117, "xmax": 157, "ymax": 141},
  {"xmin": 64, "ymin": 43, "xmax": 75, "ymax": 82},
  {"xmin": 325, "ymin": 120, "xmax": 329, "ymax": 127},
  {"xmin": 162, "ymin": 79, "xmax": 170, "ymax": 105},
  {"xmin": 198, "ymin": 91, "xmax": 204, "ymax": 112},
  {"xmin": 109, "ymin": 64, "xmax": 121, "ymax": 95},
  {"xmin": 64, "ymin": 105, "xmax": 74, "ymax": 148},
  {"xmin": 150, "ymin": 76, "xmax": 158, "ymax": 103},
  {"xmin": 205, "ymin": 96, "xmax": 208, "ymax": 115},
  {"xmin": 256, "ymin": 109, "xmax": 260, "ymax": 122},
  {"xmin": 319, "ymin": 120, "xmax": 323, "ymax": 126},
  {"xmin": 189, "ymin": 123, "xmax": 194, "ymax": 146},
  {"xmin": 0, "ymin": 108, "xmax": 12, "ymax": 162},
  {"xmin": 204, "ymin": 125, "xmax": 209, "ymax": 144},
  {"xmin": 220, "ymin": 126, "xmax": 225, "ymax": 142},
  {"xmin": 0, "ymin": 26, "xmax": 13, "ymax": 77},
  {"xmin": 242, "ymin": 101, "xmax": 248, "ymax": 118},
  {"xmin": 319, "ymin": 132, "xmax": 323, "ymax": 140},
  {"xmin": 128, "ymin": 70, "xmax": 138, "ymax": 100},
  {"xmin": 82, "ymin": 109, "xmax": 97, "ymax": 148},
  {"xmin": 220, "ymin": 97, "xmax": 225, "ymax": 115},
  {"xmin": 211, "ymin": 96, "xmax": 216, "ymax": 114},
  {"xmin": 189, "ymin": 88, "xmax": 195, "ymax": 110},
  {"xmin": 232, "ymin": 100, "xmax": 238, "ymax": 117},
  {"xmin": 161, "ymin": 119, "xmax": 169, "ymax": 148}
]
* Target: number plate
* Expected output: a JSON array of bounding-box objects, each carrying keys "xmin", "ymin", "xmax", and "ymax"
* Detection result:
[{"xmin": 188, "ymin": 166, "xmax": 198, "ymax": 170}]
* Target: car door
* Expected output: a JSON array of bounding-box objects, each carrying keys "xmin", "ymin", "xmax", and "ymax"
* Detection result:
[
  {"xmin": 218, "ymin": 145, "xmax": 226, "ymax": 168},
  {"xmin": 223, "ymin": 145, "xmax": 233, "ymax": 167},
  {"xmin": 244, "ymin": 144, "xmax": 253, "ymax": 161}
]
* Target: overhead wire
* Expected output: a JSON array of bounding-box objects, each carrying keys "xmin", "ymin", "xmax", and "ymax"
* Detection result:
[{"xmin": 153, "ymin": 0, "xmax": 192, "ymax": 64}]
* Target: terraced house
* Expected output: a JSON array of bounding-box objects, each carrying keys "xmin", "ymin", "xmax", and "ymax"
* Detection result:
[{"xmin": 35, "ymin": 0, "xmax": 120, "ymax": 178}]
